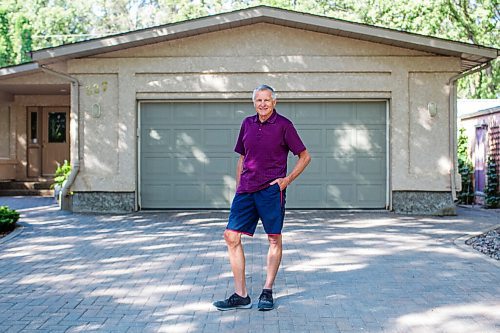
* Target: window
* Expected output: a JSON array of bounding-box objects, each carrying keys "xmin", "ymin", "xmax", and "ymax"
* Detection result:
[
  {"xmin": 48, "ymin": 112, "xmax": 66, "ymax": 143},
  {"xmin": 30, "ymin": 111, "xmax": 38, "ymax": 144}
]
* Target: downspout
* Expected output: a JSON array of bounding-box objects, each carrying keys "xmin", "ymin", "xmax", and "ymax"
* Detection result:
[
  {"xmin": 448, "ymin": 62, "xmax": 491, "ymax": 201},
  {"xmin": 40, "ymin": 66, "xmax": 80, "ymax": 210}
]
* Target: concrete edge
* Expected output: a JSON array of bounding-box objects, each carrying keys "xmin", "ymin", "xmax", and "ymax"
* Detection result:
[
  {"xmin": 0, "ymin": 221, "xmax": 29, "ymax": 245},
  {"xmin": 453, "ymin": 224, "xmax": 500, "ymax": 268}
]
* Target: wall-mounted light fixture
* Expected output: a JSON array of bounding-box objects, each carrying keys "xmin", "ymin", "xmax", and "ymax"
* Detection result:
[
  {"xmin": 91, "ymin": 103, "xmax": 101, "ymax": 118},
  {"xmin": 428, "ymin": 102, "xmax": 437, "ymax": 117}
]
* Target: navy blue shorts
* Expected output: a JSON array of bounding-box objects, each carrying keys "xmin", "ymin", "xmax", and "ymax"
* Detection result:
[{"xmin": 227, "ymin": 183, "xmax": 286, "ymax": 236}]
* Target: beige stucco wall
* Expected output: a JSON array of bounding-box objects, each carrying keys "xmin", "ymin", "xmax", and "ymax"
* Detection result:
[
  {"xmin": 405, "ymin": 73, "xmax": 456, "ymax": 190},
  {"xmin": 0, "ymin": 103, "xmax": 10, "ymax": 158},
  {"xmin": 0, "ymin": 93, "xmax": 16, "ymax": 179},
  {"xmin": 74, "ymin": 74, "xmax": 123, "ymax": 190},
  {"xmin": 64, "ymin": 23, "xmax": 461, "ymax": 194}
]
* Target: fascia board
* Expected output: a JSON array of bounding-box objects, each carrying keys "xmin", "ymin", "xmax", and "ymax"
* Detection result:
[{"xmin": 0, "ymin": 62, "xmax": 40, "ymax": 78}]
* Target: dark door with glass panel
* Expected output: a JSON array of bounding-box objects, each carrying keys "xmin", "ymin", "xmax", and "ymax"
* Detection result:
[{"xmin": 42, "ymin": 107, "xmax": 69, "ymax": 176}]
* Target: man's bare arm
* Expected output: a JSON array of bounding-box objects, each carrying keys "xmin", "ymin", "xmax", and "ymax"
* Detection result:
[
  {"xmin": 236, "ymin": 155, "xmax": 244, "ymax": 189},
  {"xmin": 270, "ymin": 149, "xmax": 311, "ymax": 191}
]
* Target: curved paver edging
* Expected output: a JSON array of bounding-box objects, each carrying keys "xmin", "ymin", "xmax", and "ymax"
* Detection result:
[
  {"xmin": 454, "ymin": 225, "xmax": 500, "ymax": 268},
  {"xmin": 0, "ymin": 221, "xmax": 28, "ymax": 245}
]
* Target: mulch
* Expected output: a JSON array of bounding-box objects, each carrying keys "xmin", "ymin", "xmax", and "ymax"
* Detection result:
[{"xmin": 0, "ymin": 225, "xmax": 17, "ymax": 239}]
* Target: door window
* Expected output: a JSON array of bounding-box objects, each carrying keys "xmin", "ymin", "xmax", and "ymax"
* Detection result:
[
  {"xmin": 48, "ymin": 112, "xmax": 66, "ymax": 143},
  {"xmin": 30, "ymin": 111, "xmax": 38, "ymax": 144}
]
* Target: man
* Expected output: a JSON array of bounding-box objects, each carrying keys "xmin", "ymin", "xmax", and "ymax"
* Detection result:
[{"xmin": 213, "ymin": 84, "xmax": 311, "ymax": 311}]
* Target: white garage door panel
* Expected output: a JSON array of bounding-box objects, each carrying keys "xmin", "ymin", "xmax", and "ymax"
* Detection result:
[{"xmin": 140, "ymin": 101, "xmax": 386, "ymax": 209}]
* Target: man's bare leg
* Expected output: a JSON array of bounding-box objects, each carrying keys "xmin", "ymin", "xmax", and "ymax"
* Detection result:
[
  {"xmin": 224, "ymin": 230, "xmax": 247, "ymax": 297},
  {"xmin": 264, "ymin": 234, "xmax": 282, "ymax": 289}
]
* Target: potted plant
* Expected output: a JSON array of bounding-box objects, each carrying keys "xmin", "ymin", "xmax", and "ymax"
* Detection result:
[{"xmin": 52, "ymin": 160, "xmax": 72, "ymax": 201}]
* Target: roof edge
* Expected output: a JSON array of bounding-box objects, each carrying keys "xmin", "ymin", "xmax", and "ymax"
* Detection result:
[
  {"xmin": 460, "ymin": 105, "xmax": 500, "ymax": 120},
  {"xmin": 0, "ymin": 62, "xmax": 40, "ymax": 78},
  {"xmin": 26, "ymin": 5, "xmax": 500, "ymax": 66}
]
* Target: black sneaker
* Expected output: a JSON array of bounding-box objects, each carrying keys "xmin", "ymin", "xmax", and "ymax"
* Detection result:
[
  {"xmin": 213, "ymin": 293, "xmax": 252, "ymax": 311},
  {"xmin": 257, "ymin": 289, "xmax": 274, "ymax": 311}
]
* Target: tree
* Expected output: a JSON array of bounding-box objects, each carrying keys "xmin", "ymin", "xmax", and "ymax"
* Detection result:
[
  {"xmin": 13, "ymin": 15, "xmax": 32, "ymax": 64},
  {"xmin": 444, "ymin": 0, "xmax": 499, "ymax": 98},
  {"xmin": 29, "ymin": 3, "xmax": 91, "ymax": 49},
  {"xmin": 0, "ymin": 9, "xmax": 14, "ymax": 67},
  {"xmin": 0, "ymin": 1, "xmax": 91, "ymax": 65}
]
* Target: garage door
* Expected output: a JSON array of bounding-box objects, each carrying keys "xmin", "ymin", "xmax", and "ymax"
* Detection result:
[{"xmin": 139, "ymin": 101, "xmax": 386, "ymax": 209}]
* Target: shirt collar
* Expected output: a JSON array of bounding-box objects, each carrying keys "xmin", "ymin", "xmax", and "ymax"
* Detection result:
[{"xmin": 253, "ymin": 109, "xmax": 277, "ymax": 124}]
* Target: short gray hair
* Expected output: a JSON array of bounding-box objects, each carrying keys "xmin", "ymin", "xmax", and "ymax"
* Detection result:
[{"xmin": 252, "ymin": 84, "xmax": 276, "ymax": 101}]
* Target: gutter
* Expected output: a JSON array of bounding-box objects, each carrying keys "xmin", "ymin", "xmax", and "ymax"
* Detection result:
[
  {"xmin": 40, "ymin": 66, "xmax": 80, "ymax": 210},
  {"xmin": 447, "ymin": 61, "xmax": 491, "ymax": 201}
]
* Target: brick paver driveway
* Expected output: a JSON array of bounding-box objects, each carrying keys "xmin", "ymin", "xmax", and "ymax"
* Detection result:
[{"xmin": 0, "ymin": 197, "xmax": 499, "ymax": 332}]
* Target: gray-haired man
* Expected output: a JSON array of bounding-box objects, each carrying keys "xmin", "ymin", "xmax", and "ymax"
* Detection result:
[{"xmin": 213, "ymin": 85, "xmax": 311, "ymax": 311}]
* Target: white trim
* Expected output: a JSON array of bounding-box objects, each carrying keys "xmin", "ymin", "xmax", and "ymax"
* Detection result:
[
  {"xmin": 137, "ymin": 97, "xmax": 390, "ymax": 103},
  {"xmin": 136, "ymin": 93, "xmax": 393, "ymax": 101},
  {"xmin": 137, "ymin": 101, "xmax": 142, "ymax": 210},
  {"xmin": 386, "ymin": 100, "xmax": 391, "ymax": 210}
]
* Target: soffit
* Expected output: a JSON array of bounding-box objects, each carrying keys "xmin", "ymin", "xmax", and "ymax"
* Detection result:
[
  {"xmin": 0, "ymin": 63, "xmax": 70, "ymax": 95},
  {"xmin": 0, "ymin": 83, "xmax": 70, "ymax": 95}
]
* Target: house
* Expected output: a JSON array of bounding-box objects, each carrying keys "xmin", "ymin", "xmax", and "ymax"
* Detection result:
[
  {"xmin": 0, "ymin": 6, "xmax": 498, "ymax": 214},
  {"xmin": 459, "ymin": 105, "xmax": 500, "ymax": 201}
]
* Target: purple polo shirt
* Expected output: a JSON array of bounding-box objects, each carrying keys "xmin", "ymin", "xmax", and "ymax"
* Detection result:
[{"xmin": 235, "ymin": 109, "xmax": 306, "ymax": 193}]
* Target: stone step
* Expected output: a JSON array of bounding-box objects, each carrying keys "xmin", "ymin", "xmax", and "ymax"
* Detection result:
[{"xmin": 0, "ymin": 189, "xmax": 54, "ymax": 197}]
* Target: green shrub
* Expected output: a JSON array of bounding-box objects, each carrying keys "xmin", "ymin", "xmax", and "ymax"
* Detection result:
[
  {"xmin": 484, "ymin": 156, "xmax": 500, "ymax": 208},
  {"xmin": 52, "ymin": 160, "xmax": 71, "ymax": 189},
  {"xmin": 0, "ymin": 206, "xmax": 20, "ymax": 232},
  {"xmin": 457, "ymin": 128, "xmax": 474, "ymax": 204}
]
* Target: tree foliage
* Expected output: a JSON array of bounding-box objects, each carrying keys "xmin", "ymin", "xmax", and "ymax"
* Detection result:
[
  {"xmin": 0, "ymin": 0, "xmax": 90, "ymax": 66},
  {"xmin": 0, "ymin": 9, "xmax": 14, "ymax": 67},
  {"xmin": 13, "ymin": 15, "xmax": 32, "ymax": 64},
  {"xmin": 0, "ymin": 0, "xmax": 498, "ymax": 97}
]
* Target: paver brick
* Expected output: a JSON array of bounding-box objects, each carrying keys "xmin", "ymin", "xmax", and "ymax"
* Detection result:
[{"xmin": 0, "ymin": 197, "xmax": 499, "ymax": 332}]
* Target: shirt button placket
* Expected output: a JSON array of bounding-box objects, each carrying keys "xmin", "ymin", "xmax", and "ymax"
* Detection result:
[{"xmin": 257, "ymin": 123, "xmax": 263, "ymax": 140}]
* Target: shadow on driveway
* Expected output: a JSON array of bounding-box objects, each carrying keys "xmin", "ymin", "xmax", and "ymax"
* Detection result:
[{"xmin": 0, "ymin": 197, "xmax": 498, "ymax": 332}]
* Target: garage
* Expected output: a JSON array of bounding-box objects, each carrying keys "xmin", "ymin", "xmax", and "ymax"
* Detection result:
[
  {"xmin": 139, "ymin": 100, "xmax": 387, "ymax": 209},
  {"xmin": 3, "ymin": 5, "xmax": 496, "ymax": 214}
]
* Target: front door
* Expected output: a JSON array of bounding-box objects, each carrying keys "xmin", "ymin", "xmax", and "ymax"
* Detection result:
[{"xmin": 42, "ymin": 107, "xmax": 69, "ymax": 176}]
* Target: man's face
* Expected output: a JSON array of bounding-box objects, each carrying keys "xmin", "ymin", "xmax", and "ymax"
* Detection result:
[{"xmin": 253, "ymin": 89, "xmax": 276, "ymax": 120}]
